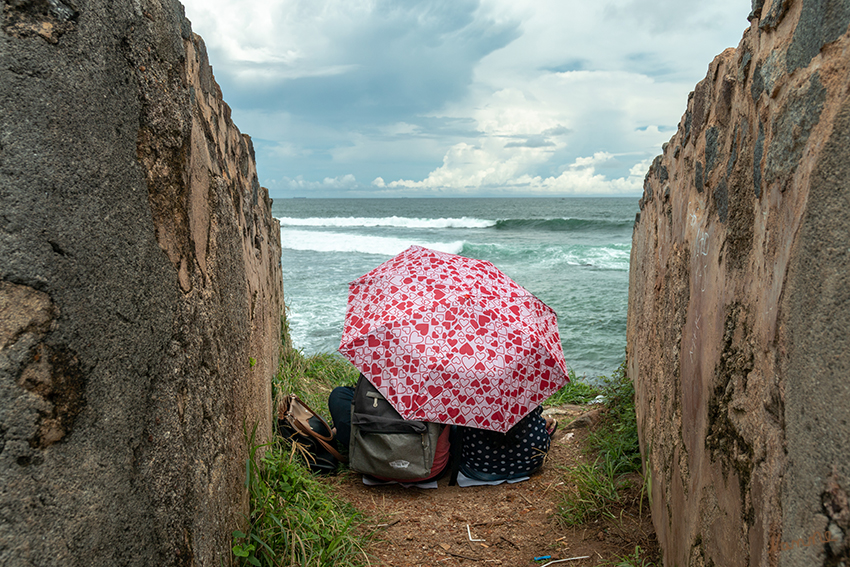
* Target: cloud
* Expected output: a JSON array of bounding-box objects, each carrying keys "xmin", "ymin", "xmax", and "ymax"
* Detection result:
[
  {"xmin": 603, "ymin": 0, "xmax": 743, "ymax": 35},
  {"xmin": 374, "ymin": 66, "xmax": 689, "ymax": 194},
  {"xmin": 504, "ymin": 136, "xmax": 556, "ymax": 148},
  {"xmin": 186, "ymin": 0, "xmax": 520, "ymax": 123},
  {"xmin": 543, "ymin": 60, "xmax": 590, "ymax": 73},
  {"xmin": 517, "ymin": 153, "xmax": 650, "ymax": 195},
  {"xmin": 181, "ymin": 0, "xmax": 751, "ymax": 197},
  {"xmin": 277, "ymin": 174, "xmax": 360, "ymax": 191},
  {"xmin": 384, "ymin": 148, "xmax": 648, "ymax": 196}
]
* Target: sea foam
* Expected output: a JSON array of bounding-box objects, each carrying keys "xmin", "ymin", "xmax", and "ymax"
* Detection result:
[
  {"xmin": 561, "ymin": 245, "xmax": 631, "ymax": 271},
  {"xmin": 277, "ymin": 216, "xmax": 494, "ymax": 229},
  {"xmin": 279, "ymin": 228, "xmax": 464, "ymax": 256}
]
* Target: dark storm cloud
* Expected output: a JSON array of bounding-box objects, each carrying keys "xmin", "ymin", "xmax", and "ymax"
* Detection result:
[{"xmin": 217, "ymin": 0, "xmax": 521, "ymax": 126}]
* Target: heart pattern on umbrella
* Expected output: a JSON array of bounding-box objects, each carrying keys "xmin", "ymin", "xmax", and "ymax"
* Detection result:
[{"xmin": 340, "ymin": 245, "xmax": 568, "ymax": 432}]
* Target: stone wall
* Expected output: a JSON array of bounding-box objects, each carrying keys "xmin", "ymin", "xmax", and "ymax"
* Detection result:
[
  {"xmin": 627, "ymin": 1, "xmax": 850, "ymax": 565},
  {"xmin": 0, "ymin": 1, "xmax": 283, "ymax": 565}
]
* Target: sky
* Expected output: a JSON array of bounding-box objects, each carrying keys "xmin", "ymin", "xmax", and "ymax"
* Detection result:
[{"xmin": 180, "ymin": 0, "xmax": 754, "ymax": 198}]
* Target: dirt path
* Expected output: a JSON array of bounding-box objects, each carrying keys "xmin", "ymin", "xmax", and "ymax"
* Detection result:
[{"xmin": 325, "ymin": 405, "xmax": 659, "ymax": 567}]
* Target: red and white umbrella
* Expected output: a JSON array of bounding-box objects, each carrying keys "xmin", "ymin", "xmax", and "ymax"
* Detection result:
[{"xmin": 339, "ymin": 245, "xmax": 568, "ymax": 433}]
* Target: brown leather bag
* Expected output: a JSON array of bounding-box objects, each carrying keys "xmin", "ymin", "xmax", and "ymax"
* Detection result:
[{"xmin": 277, "ymin": 394, "xmax": 347, "ymax": 473}]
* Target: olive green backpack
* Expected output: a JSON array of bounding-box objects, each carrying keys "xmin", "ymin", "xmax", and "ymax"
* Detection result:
[{"xmin": 348, "ymin": 375, "xmax": 444, "ymax": 480}]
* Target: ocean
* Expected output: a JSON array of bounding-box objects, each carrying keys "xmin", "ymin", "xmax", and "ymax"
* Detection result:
[{"xmin": 272, "ymin": 197, "xmax": 638, "ymax": 380}]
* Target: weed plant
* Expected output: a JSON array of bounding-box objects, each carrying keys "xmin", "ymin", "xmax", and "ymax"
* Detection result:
[
  {"xmin": 558, "ymin": 457, "xmax": 625, "ymax": 525},
  {"xmin": 584, "ymin": 360, "xmax": 641, "ymax": 475},
  {"xmin": 232, "ymin": 426, "xmax": 369, "ymax": 566},
  {"xmin": 232, "ymin": 311, "xmax": 368, "ymax": 566},
  {"xmin": 546, "ymin": 368, "xmax": 601, "ymax": 405},
  {"xmin": 557, "ymin": 360, "xmax": 643, "ymax": 526},
  {"xmin": 600, "ymin": 545, "xmax": 657, "ymax": 567}
]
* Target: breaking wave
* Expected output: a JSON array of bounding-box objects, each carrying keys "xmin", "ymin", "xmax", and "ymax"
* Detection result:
[{"xmin": 279, "ymin": 228, "xmax": 464, "ymax": 256}]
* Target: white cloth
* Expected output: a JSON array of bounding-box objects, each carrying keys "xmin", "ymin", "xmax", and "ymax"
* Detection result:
[{"xmin": 456, "ymin": 471, "xmax": 529, "ymax": 487}]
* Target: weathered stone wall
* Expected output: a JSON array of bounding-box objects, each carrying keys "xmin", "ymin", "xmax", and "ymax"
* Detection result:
[
  {"xmin": 627, "ymin": 1, "xmax": 850, "ymax": 565},
  {"xmin": 0, "ymin": 1, "xmax": 283, "ymax": 565}
]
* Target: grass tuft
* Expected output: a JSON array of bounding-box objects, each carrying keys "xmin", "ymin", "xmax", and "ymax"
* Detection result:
[
  {"xmin": 546, "ymin": 368, "xmax": 601, "ymax": 405},
  {"xmin": 232, "ymin": 310, "xmax": 368, "ymax": 566},
  {"xmin": 583, "ymin": 360, "xmax": 641, "ymax": 475},
  {"xmin": 232, "ymin": 424, "xmax": 370, "ymax": 566},
  {"xmin": 557, "ymin": 359, "xmax": 643, "ymax": 526},
  {"xmin": 558, "ymin": 457, "xmax": 628, "ymax": 525},
  {"xmin": 600, "ymin": 545, "xmax": 657, "ymax": 567}
]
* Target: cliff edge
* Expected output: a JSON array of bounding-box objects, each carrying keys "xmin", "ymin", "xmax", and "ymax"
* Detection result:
[
  {"xmin": 0, "ymin": 1, "xmax": 283, "ymax": 565},
  {"xmin": 628, "ymin": 0, "xmax": 850, "ymax": 565}
]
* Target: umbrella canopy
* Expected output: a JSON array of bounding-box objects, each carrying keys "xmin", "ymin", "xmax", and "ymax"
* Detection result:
[{"xmin": 339, "ymin": 245, "xmax": 568, "ymax": 433}]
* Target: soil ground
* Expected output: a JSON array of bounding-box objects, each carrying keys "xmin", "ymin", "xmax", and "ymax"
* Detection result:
[{"xmin": 323, "ymin": 404, "xmax": 660, "ymax": 567}]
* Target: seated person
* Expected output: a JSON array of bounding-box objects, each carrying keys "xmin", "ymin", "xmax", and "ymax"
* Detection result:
[
  {"xmin": 456, "ymin": 406, "xmax": 556, "ymax": 482},
  {"xmin": 328, "ymin": 385, "xmax": 451, "ymax": 483}
]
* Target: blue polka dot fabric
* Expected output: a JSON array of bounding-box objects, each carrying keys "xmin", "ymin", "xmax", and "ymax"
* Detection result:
[{"xmin": 457, "ymin": 406, "xmax": 550, "ymax": 481}]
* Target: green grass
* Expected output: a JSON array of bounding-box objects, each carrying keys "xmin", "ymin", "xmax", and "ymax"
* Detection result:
[
  {"xmin": 557, "ymin": 360, "xmax": 644, "ymax": 526},
  {"xmin": 599, "ymin": 546, "xmax": 657, "ymax": 567},
  {"xmin": 558, "ymin": 456, "xmax": 628, "ymax": 525},
  {"xmin": 232, "ymin": 425, "xmax": 370, "ymax": 566},
  {"xmin": 546, "ymin": 368, "xmax": 601, "ymax": 405},
  {"xmin": 276, "ymin": 350, "xmax": 359, "ymax": 419},
  {"xmin": 275, "ymin": 309, "xmax": 360, "ymax": 420},
  {"xmin": 232, "ymin": 310, "xmax": 368, "ymax": 566},
  {"xmin": 583, "ymin": 361, "xmax": 642, "ymax": 475}
]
